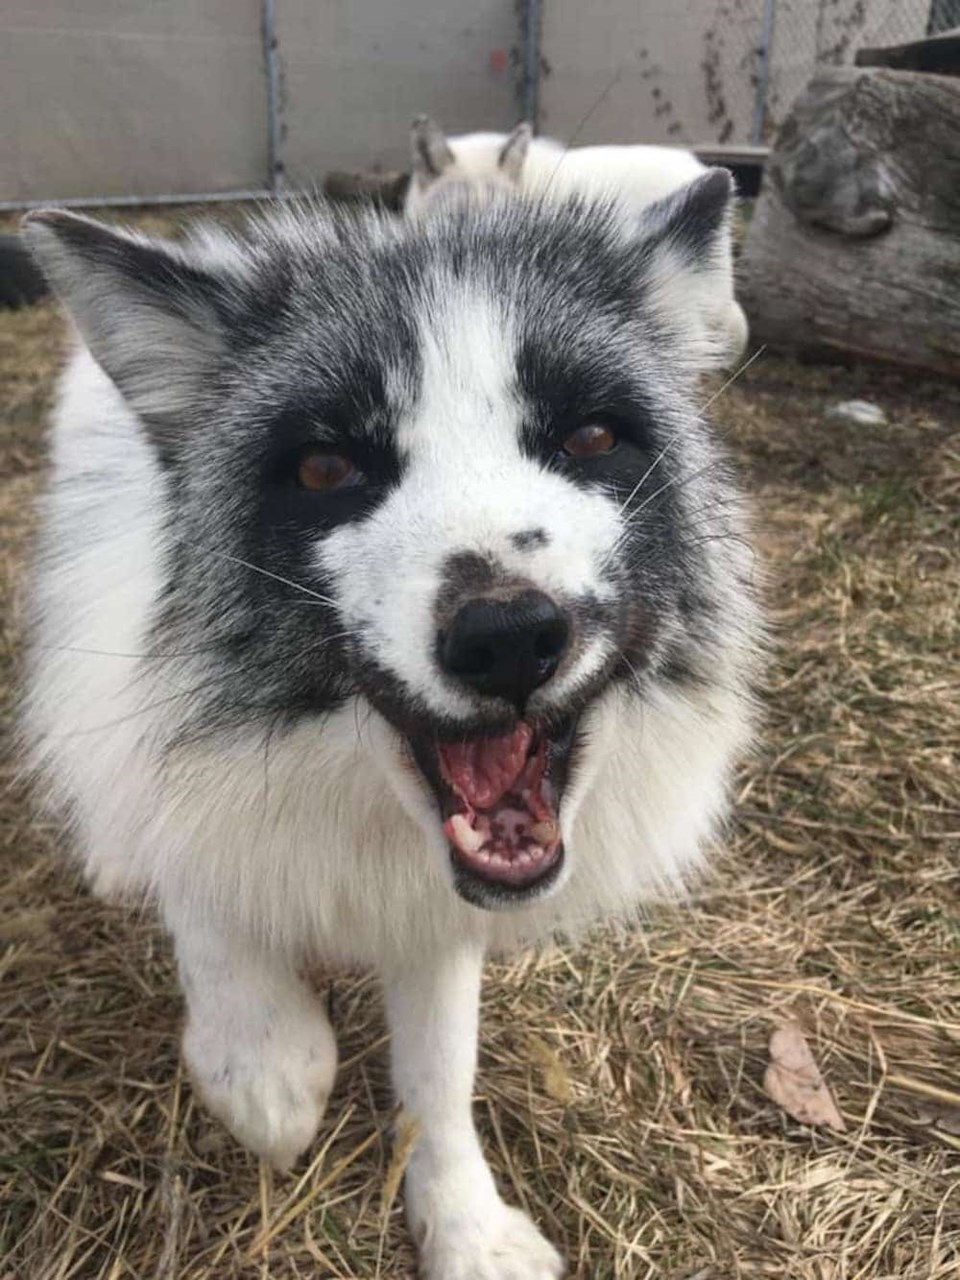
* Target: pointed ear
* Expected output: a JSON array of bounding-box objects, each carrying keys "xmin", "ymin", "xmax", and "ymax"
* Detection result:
[
  {"xmin": 634, "ymin": 168, "xmax": 739, "ymax": 369},
  {"xmin": 498, "ymin": 123, "xmax": 532, "ymax": 183},
  {"xmin": 22, "ymin": 210, "xmax": 244, "ymax": 456},
  {"xmin": 638, "ymin": 167, "xmax": 734, "ymax": 267},
  {"xmin": 411, "ymin": 116, "xmax": 455, "ymax": 183}
]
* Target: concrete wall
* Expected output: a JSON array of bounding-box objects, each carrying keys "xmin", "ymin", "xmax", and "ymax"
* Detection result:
[
  {"xmin": 279, "ymin": 0, "xmax": 521, "ymax": 183},
  {"xmin": 1, "ymin": 0, "xmax": 521, "ymax": 203},
  {"xmin": 1, "ymin": 0, "xmax": 268, "ymax": 201}
]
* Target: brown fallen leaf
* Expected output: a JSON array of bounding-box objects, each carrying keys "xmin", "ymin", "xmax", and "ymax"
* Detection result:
[{"xmin": 763, "ymin": 1021, "xmax": 846, "ymax": 1132}]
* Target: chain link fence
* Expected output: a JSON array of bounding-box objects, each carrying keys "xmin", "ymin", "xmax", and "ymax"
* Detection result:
[
  {"xmin": 757, "ymin": 0, "xmax": 960, "ymax": 141},
  {"xmin": 538, "ymin": 0, "xmax": 955, "ymax": 155}
]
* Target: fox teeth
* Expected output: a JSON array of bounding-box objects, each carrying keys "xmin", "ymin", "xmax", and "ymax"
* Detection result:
[
  {"xmin": 530, "ymin": 820, "xmax": 558, "ymax": 845},
  {"xmin": 449, "ymin": 813, "xmax": 485, "ymax": 853}
]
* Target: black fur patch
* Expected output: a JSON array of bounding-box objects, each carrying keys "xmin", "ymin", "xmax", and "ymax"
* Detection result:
[
  {"xmin": 642, "ymin": 167, "xmax": 733, "ymax": 264},
  {"xmin": 510, "ymin": 528, "xmax": 548, "ymax": 551}
]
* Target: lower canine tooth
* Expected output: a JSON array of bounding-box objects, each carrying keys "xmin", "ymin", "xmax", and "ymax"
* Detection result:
[
  {"xmin": 449, "ymin": 813, "xmax": 484, "ymax": 853},
  {"xmin": 530, "ymin": 820, "xmax": 558, "ymax": 845}
]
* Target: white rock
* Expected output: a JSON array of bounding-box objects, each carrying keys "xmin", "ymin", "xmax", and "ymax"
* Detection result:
[{"xmin": 826, "ymin": 399, "xmax": 887, "ymax": 427}]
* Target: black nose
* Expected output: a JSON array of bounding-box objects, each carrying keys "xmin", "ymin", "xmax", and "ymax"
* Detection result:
[{"xmin": 439, "ymin": 590, "xmax": 570, "ymax": 707}]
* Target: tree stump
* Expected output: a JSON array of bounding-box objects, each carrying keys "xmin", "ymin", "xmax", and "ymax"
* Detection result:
[{"xmin": 739, "ymin": 68, "xmax": 960, "ymax": 378}]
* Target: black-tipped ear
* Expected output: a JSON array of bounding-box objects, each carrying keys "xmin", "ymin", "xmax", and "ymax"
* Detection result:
[
  {"xmin": 638, "ymin": 167, "xmax": 734, "ymax": 264},
  {"xmin": 22, "ymin": 210, "xmax": 241, "ymax": 457},
  {"xmin": 411, "ymin": 115, "xmax": 455, "ymax": 180},
  {"xmin": 632, "ymin": 169, "xmax": 739, "ymax": 372},
  {"xmin": 498, "ymin": 122, "xmax": 532, "ymax": 183}
]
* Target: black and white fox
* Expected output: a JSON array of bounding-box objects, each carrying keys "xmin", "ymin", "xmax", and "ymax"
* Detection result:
[{"xmin": 22, "ymin": 172, "xmax": 759, "ymax": 1277}]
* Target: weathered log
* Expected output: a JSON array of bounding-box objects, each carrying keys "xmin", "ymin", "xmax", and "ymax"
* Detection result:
[
  {"xmin": 322, "ymin": 169, "xmax": 409, "ymax": 210},
  {"xmin": 739, "ymin": 68, "xmax": 960, "ymax": 378}
]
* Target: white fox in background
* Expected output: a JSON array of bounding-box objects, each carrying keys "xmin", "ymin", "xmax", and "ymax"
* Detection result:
[{"xmin": 405, "ymin": 117, "xmax": 750, "ymax": 367}]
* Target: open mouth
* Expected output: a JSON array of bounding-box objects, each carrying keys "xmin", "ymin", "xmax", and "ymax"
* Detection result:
[{"xmin": 410, "ymin": 719, "xmax": 577, "ymax": 906}]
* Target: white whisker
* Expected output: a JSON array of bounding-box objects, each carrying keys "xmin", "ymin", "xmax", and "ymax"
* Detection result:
[
  {"xmin": 699, "ymin": 344, "xmax": 766, "ymax": 412},
  {"xmin": 211, "ymin": 552, "xmax": 338, "ymax": 606},
  {"xmin": 616, "ymin": 428, "xmax": 683, "ymax": 518},
  {"xmin": 613, "ymin": 345, "xmax": 765, "ymax": 531},
  {"xmin": 601, "ymin": 464, "xmax": 744, "ymax": 573}
]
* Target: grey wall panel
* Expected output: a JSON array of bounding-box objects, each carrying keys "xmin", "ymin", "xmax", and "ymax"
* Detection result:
[
  {"xmin": 278, "ymin": 0, "xmax": 522, "ymax": 183},
  {"xmin": 538, "ymin": 0, "xmax": 765, "ymax": 148},
  {"xmin": 1, "ymin": 0, "xmax": 267, "ymax": 201}
]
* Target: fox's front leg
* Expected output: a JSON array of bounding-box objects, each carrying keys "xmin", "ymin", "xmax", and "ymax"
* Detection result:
[
  {"xmin": 383, "ymin": 947, "xmax": 563, "ymax": 1279},
  {"xmin": 171, "ymin": 914, "xmax": 337, "ymax": 1170}
]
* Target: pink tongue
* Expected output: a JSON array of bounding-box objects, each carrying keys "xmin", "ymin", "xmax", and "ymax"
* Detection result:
[{"xmin": 437, "ymin": 722, "xmax": 534, "ymax": 809}]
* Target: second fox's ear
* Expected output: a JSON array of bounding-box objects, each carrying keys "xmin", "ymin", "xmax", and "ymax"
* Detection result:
[
  {"xmin": 22, "ymin": 210, "xmax": 246, "ymax": 460},
  {"xmin": 630, "ymin": 168, "xmax": 738, "ymax": 371},
  {"xmin": 411, "ymin": 116, "xmax": 456, "ymax": 182},
  {"xmin": 498, "ymin": 123, "xmax": 532, "ymax": 183}
]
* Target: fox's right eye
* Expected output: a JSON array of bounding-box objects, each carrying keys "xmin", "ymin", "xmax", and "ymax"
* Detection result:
[{"xmin": 297, "ymin": 451, "xmax": 363, "ymax": 492}]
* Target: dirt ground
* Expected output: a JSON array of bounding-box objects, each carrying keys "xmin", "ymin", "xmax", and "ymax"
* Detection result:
[{"xmin": 1, "ymin": 208, "xmax": 958, "ymax": 1279}]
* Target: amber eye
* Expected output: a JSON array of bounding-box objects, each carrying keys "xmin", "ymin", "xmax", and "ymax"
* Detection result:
[
  {"xmin": 562, "ymin": 422, "xmax": 618, "ymax": 458},
  {"xmin": 297, "ymin": 451, "xmax": 360, "ymax": 492}
]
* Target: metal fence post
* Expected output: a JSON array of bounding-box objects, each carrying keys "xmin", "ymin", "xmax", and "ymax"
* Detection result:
[
  {"xmin": 262, "ymin": 0, "xmax": 285, "ymax": 193},
  {"xmin": 522, "ymin": 0, "xmax": 541, "ymax": 130},
  {"xmin": 751, "ymin": 0, "xmax": 778, "ymax": 145}
]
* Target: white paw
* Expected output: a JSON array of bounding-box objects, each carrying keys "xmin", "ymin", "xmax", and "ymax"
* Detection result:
[
  {"xmin": 416, "ymin": 1202, "xmax": 564, "ymax": 1280},
  {"xmin": 183, "ymin": 999, "xmax": 337, "ymax": 1170}
]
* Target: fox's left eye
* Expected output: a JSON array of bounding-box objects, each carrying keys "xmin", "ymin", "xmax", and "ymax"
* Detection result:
[
  {"xmin": 297, "ymin": 451, "xmax": 362, "ymax": 492},
  {"xmin": 562, "ymin": 422, "xmax": 618, "ymax": 458}
]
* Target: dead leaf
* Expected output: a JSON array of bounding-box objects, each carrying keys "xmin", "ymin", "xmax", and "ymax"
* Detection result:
[
  {"xmin": 528, "ymin": 1036, "xmax": 573, "ymax": 1104},
  {"xmin": 763, "ymin": 1021, "xmax": 846, "ymax": 1132},
  {"xmin": 381, "ymin": 1110, "xmax": 421, "ymax": 1218}
]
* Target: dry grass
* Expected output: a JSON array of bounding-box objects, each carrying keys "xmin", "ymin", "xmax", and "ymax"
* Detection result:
[{"xmin": 1, "ymin": 210, "xmax": 959, "ymax": 1278}]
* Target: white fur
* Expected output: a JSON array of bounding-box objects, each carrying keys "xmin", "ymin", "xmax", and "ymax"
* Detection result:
[
  {"xmin": 385, "ymin": 948, "xmax": 563, "ymax": 1277},
  {"xmin": 27, "ymin": 320, "xmax": 752, "ymax": 962},
  {"xmin": 319, "ymin": 290, "xmax": 622, "ymax": 723},
  {"xmin": 405, "ymin": 129, "xmax": 749, "ymax": 365},
  {"xmin": 23, "ymin": 219, "xmax": 757, "ymax": 1277},
  {"xmin": 175, "ymin": 918, "xmax": 338, "ymax": 1170},
  {"xmin": 27, "ymin": 363, "xmax": 752, "ymax": 1277},
  {"xmin": 405, "ymin": 132, "xmax": 708, "ymax": 216}
]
